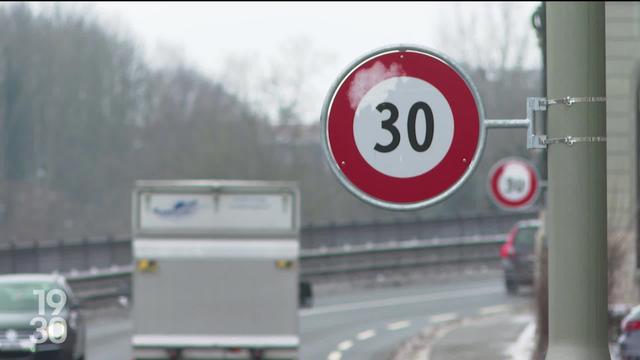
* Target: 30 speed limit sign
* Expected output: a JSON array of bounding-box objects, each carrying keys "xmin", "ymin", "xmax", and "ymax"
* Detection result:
[
  {"xmin": 488, "ymin": 158, "xmax": 540, "ymax": 211},
  {"xmin": 321, "ymin": 45, "xmax": 485, "ymax": 210}
]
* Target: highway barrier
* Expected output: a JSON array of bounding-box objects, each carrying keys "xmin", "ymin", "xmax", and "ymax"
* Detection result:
[{"xmin": 7, "ymin": 234, "xmax": 506, "ymax": 305}]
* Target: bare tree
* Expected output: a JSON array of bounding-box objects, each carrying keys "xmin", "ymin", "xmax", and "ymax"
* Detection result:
[
  {"xmin": 219, "ymin": 36, "xmax": 335, "ymax": 125},
  {"xmin": 439, "ymin": 2, "xmax": 537, "ymax": 75}
]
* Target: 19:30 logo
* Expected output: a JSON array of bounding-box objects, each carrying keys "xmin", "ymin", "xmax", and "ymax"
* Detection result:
[{"xmin": 30, "ymin": 290, "xmax": 68, "ymax": 344}]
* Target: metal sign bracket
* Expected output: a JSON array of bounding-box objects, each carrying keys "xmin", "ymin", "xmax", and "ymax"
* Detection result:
[{"xmin": 484, "ymin": 96, "xmax": 606, "ymax": 149}]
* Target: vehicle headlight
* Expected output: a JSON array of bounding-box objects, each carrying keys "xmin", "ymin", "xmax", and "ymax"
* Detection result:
[{"xmin": 47, "ymin": 320, "xmax": 67, "ymax": 340}]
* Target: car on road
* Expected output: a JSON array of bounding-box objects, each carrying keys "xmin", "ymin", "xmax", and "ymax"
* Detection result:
[
  {"xmin": 500, "ymin": 220, "xmax": 541, "ymax": 295},
  {"xmin": 618, "ymin": 304, "xmax": 640, "ymax": 359},
  {"xmin": 0, "ymin": 274, "xmax": 85, "ymax": 360}
]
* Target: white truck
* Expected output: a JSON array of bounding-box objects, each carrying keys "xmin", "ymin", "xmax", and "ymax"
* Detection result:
[{"xmin": 131, "ymin": 180, "xmax": 300, "ymax": 360}]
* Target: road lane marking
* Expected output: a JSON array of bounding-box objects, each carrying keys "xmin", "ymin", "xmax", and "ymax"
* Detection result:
[
  {"xmin": 504, "ymin": 320, "xmax": 536, "ymax": 359},
  {"xmin": 299, "ymin": 286, "xmax": 499, "ymax": 317},
  {"xmin": 337, "ymin": 340, "xmax": 353, "ymax": 351},
  {"xmin": 327, "ymin": 351, "xmax": 342, "ymax": 360},
  {"xmin": 429, "ymin": 312, "xmax": 459, "ymax": 323},
  {"xmin": 356, "ymin": 329, "xmax": 376, "ymax": 341},
  {"xmin": 479, "ymin": 304, "xmax": 510, "ymax": 315},
  {"xmin": 386, "ymin": 320, "xmax": 411, "ymax": 331}
]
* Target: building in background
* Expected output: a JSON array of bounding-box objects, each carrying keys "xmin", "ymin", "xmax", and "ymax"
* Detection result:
[{"xmin": 605, "ymin": 1, "xmax": 640, "ymax": 303}]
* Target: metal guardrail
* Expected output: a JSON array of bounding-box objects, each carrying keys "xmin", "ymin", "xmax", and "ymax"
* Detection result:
[
  {"xmin": 0, "ymin": 236, "xmax": 132, "ymax": 275},
  {"xmin": 64, "ymin": 266, "xmax": 133, "ymax": 304},
  {"xmin": 301, "ymin": 235, "xmax": 502, "ymax": 257},
  {"xmin": 50, "ymin": 235, "xmax": 505, "ymax": 305},
  {"xmin": 301, "ymin": 211, "xmax": 534, "ymax": 248},
  {"xmin": 301, "ymin": 235, "xmax": 504, "ymax": 278},
  {"xmin": 0, "ymin": 211, "xmax": 531, "ymax": 274}
]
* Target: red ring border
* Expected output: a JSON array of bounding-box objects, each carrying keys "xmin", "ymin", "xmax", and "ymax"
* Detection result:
[
  {"xmin": 488, "ymin": 158, "xmax": 540, "ymax": 210},
  {"xmin": 325, "ymin": 49, "xmax": 483, "ymax": 206}
]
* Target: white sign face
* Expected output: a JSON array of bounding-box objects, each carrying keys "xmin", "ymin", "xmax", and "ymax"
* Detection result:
[
  {"xmin": 496, "ymin": 162, "xmax": 533, "ymax": 202},
  {"xmin": 488, "ymin": 158, "xmax": 539, "ymax": 210},
  {"xmin": 353, "ymin": 76, "xmax": 455, "ymax": 178},
  {"xmin": 137, "ymin": 192, "xmax": 294, "ymax": 232}
]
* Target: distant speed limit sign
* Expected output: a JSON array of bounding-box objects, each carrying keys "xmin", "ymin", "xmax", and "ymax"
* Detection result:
[
  {"xmin": 488, "ymin": 158, "xmax": 540, "ymax": 211},
  {"xmin": 321, "ymin": 45, "xmax": 485, "ymax": 210}
]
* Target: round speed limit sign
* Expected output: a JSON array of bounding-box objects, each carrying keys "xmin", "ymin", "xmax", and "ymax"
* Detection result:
[
  {"xmin": 321, "ymin": 45, "xmax": 485, "ymax": 210},
  {"xmin": 488, "ymin": 158, "xmax": 540, "ymax": 211}
]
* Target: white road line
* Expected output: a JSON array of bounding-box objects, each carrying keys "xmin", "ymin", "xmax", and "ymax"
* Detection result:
[
  {"xmin": 327, "ymin": 351, "xmax": 342, "ymax": 360},
  {"xmin": 386, "ymin": 320, "xmax": 411, "ymax": 331},
  {"xmin": 337, "ymin": 340, "xmax": 353, "ymax": 351},
  {"xmin": 356, "ymin": 329, "xmax": 376, "ymax": 341},
  {"xmin": 299, "ymin": 286, "xmax": 499, "ymax": 317},
  {"xmin": 429, "ymin": 312, "xmax": 459, "ymax": 324},
  {"xmin": 504, "ymin": 321, "xmax": 536, "ymax": 360},
  {"xmin": 479, "ymin": 304, "xmax": 510, "ymax": 315}
]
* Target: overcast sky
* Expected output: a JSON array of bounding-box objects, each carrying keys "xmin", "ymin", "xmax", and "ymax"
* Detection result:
[{"xmin": 87, "ymin": 1, "xmax": 542, "ymax": 122}]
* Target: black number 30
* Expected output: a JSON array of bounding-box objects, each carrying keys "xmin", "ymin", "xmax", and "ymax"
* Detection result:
[{"xmin": 373, "ymin": 102, "xmax": 434, "ymax": 153}]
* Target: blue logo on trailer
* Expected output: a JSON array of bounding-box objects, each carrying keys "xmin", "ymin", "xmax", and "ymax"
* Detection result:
[{"xmin": 153, "ymin": 200, "xmax": 198, "ymax": 217}]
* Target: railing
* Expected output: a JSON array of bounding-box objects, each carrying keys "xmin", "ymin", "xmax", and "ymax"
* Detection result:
[
  {"xmin": 0, "ymin": 236, "xmax": 132, "ymax": 274},
  {"xmin": 65, "ymin": 266, "xmax": 133, "ymax": 305},
  {"xmin": 301, "ymin": 211, "xmax": 535, "ymax": 248},
  {"xmin": 39, "ymin": 234, "xmax": 505, "ymax": 305},
  {"xmin": 301, "ymin": 235, "xmax": 503, "ymax": 278},
  {"xmin": 0, "ymin": 211, "xmax": 532, "ymax": 275}
]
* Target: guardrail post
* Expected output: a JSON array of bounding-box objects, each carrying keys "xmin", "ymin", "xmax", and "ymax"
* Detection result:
[
  {"xmin": 34, "ymin": 240, "xmax": 40, "ymax": 273},
  {"xmin": 9, "ymin": 241, "xmax": 16, "ymax": 273},
  {"xmin": 106, "ymin": 235, "xmax": 114, "ymax": 267},
  {"xmin": 58, "ymin": 239, "xmax": 65, "ymax": 272},
  {"xmin": 83, "ymin": 237, "xmax": 90, "ymax": 270},
  {"xmin": 302, "ymin": 223, "xmax": 312, "ymax": 249},
  {"xmin": 415, "ymin": 216, "xmax": 424, "ymax": 240},
  {"xmin": 351, "ymin": 220, "xmax": 359, "ymax": 245},
  {"xmin": 371, "ymin": 219, "xmax": 379, "ymax": 243},
  {"xmin": 460, "ymin": 213, "xmax": 467, "ymax": 238}
]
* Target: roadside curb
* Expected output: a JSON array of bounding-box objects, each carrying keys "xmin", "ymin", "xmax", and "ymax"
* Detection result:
[
  {"xmin": 388, "ymin": 319, "xmax": 457, "ymax": 360},
  {"xmin": 390, "ymin": 304, "xmax": 532, "ymax": 360}
]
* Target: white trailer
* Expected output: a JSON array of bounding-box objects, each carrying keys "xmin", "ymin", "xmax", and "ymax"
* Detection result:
[{"xmin": 131, "ymin": 180, "xmax": 300, "ymax": 360}]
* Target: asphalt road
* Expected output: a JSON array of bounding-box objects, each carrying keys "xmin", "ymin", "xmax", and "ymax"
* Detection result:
[{"xmin": 85, "ymin": 274, "xmax": 528, "ymax": 360}]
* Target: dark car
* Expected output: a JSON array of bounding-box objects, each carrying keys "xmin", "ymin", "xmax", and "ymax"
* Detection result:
[
  {"xmin": 618, "ymin": 305, "xmax": 640, "ymax": 359},
  {"xmin": 0, "ymin": 274, "xmax": 85, "ymax": 360},
  {"xmin": 500, "ymin": 220, "xmax": 541, "ymax": 295}
]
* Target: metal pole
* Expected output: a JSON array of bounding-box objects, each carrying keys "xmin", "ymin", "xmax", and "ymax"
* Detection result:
[
  {"xmin": 532, "ymin": 2, "xmax": 548, "ymax": 184},
  {"xmin": 545, "ymin": 2, "xmax": 608, "ymax": 359},
  {"xmin": 484, "ymin": 119, "xmax": 529, "ymax": 128}
]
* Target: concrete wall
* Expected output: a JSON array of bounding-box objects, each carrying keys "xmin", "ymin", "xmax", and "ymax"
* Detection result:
[{"xmin": 606, "ymin": 1, "xmax": 640, "ymax": 303}]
